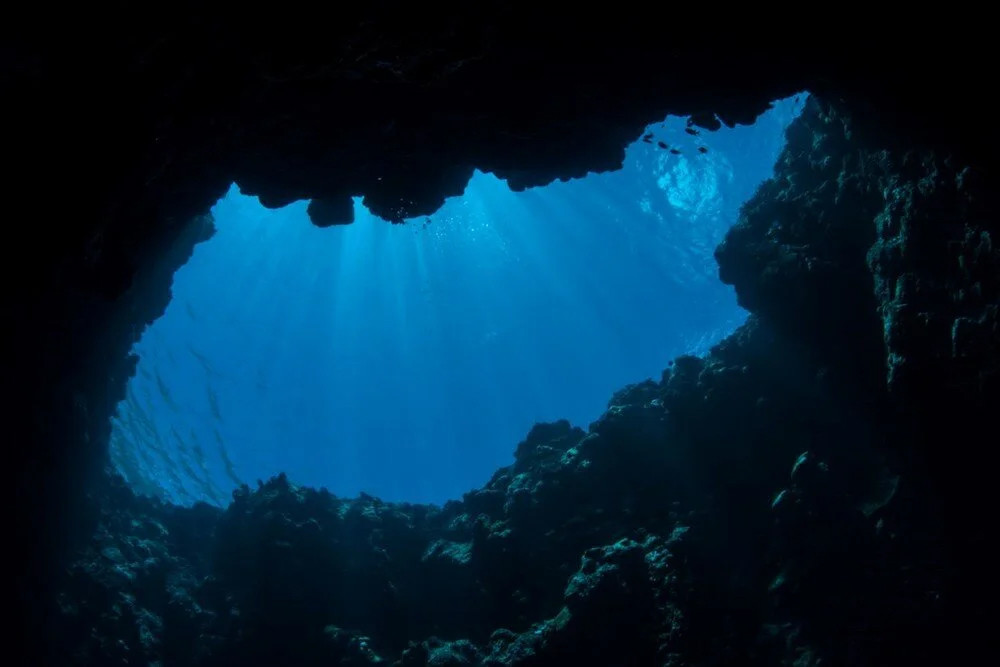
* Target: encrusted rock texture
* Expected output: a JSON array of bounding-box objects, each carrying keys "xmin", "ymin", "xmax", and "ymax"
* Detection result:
[
  {"xmin": 6, "ymin": 8, "xmax": 998, "ymax": 665},
  {"xmin": 38, "ymin": 98, "xmax": 998, "ymax": 665}
]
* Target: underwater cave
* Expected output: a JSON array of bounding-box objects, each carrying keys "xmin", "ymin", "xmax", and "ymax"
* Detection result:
[
  {"xmin": 7, "ymin": 9, "xmax": 997, "ymax": 666},
  {"xmin": 111, "ymin": 99, "xmax": 801, "ymax": 506}
]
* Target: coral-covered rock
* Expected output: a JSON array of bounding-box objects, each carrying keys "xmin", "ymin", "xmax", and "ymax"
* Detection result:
[{"xmin": 33, "ymin": 89, "xmax": 1000, "ymax": 666}]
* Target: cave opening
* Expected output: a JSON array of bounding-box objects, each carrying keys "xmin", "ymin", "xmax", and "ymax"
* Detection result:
[
  {"xmin": 11, "ymin": 7, "xmax": 1000, "ymax": 661},
  {"xmin": 109, "ymin": 96, "xmax": 805, "ymax": 507}
]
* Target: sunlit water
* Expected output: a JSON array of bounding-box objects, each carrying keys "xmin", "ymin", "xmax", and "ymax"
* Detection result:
[{"xmin": 110, "ymin": 96, "xmax": 805, "ymax": 506}]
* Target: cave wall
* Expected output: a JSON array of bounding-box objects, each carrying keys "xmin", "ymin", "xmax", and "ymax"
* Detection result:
[
  {"xmin": 4, "ymin": 7, "xmax": 998, "ymax": 664},
  {"xmin": 36, "ymin": 97, "xmax": 1000, "ymax": 665},
  {"xmin": 718, "ymin": 98, "xmax": 998, "ymax": 664}
]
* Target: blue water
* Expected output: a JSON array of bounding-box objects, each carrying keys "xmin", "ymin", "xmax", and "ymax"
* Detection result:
[{"xmin": 110, "ymin": 96, "xmax": 804, "ymax": 506}]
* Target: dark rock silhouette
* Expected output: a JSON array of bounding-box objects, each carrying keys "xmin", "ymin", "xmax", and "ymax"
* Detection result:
[
  {"xmin": 6, "ymin": 8, "xmax": 998, "ymax": 665},
  {"xmin": 40, "ymin": 100, "xmax": 999, "ymax": 665}
]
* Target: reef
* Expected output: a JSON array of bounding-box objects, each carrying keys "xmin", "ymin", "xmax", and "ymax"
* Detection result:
[
  {"xmin": 7, "ymin": 8, "xmax": 998, "ymax": 665},
  {"xmin": 31, "ymin": 97, "xmax": 997, "ymax": 664}
]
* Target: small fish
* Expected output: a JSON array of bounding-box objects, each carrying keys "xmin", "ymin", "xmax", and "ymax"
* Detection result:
[
  {"xmin": 670, "ymin": 148, "xmax": 682, "ymax": 155},
  {"xmin": 657, "ymin": 141, "xmax": 668, "ymax": 149},
  {"xmin": 698, "ymin": 146, "xmax": 708, "ymax": 154},
  {"xmin": 794, "ymin": 95, "xmax": 800, "ymax": 104},
  {"xmin": 685, "ymin": 127, "xmax": 700, "ymax": 136},
  {"xmin": 184, "ymin": 302, "xmax": 197, "ymax": 320},
  {"xmin": 642, "ymin": 132, "xmax": 653, "ymax": 143}
]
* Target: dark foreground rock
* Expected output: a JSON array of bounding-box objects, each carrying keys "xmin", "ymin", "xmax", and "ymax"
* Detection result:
[
  {"xmin": 33, "ymin": 95, "xmax": 999, "ymax": 665},
  {"xmin": 9, "ymin": 8, "xmax": 1000, "ymax": 664}
]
